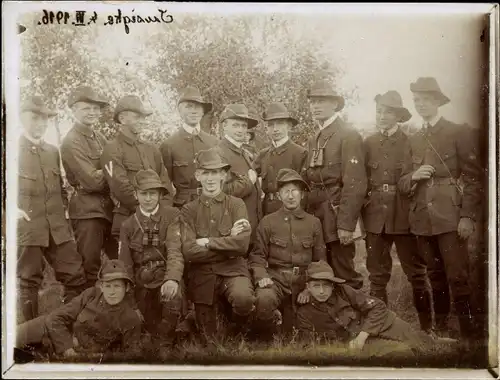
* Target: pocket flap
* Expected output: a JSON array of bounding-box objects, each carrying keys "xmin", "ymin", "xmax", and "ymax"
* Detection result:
[
  {"xmin": 123, "ymin": 160, "xmax": 142, "ymax": 171},
  {"xmin": 173, "ymin": 161, "xmax": 189, "ymax": 167},
  {"xmin": 270, "ymin": 236, "xmax": 288, "ymax": 247},
  {"xmin": 301, "ymin": 239, "xmax": 313, "ymax": 248}
]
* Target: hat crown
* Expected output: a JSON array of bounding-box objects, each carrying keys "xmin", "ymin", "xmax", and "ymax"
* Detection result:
[
  {"xmin": 263, "ymin": 102, "xmax": 291, "ymax": 119},
  {"xmin": 117, "ymin": 95, "xmax": 144, "ymax": 108},
  {"xmin": 277, "ymin": 168, "xmax": 302, "ymax": 183},
  {"xmin": 308, "ymin": 80, "xmax": 340, "ymax": 97},
  {"xmin": 134, "ymin": 169, "xmax": 162, "ymax": 189},
  {"xmin": 225, "ymin": 103, "xmax": 250, "ymax": 117},
  {"xmin": 99, "ymin": 259, "xmax": 128, "ymax": 279},
  {"xmin": 180, "ymin": 86, "xmax": 203, "ymax": 99},
  {"xmin": 307, "ymin": 260, "xmax": 334, "ymax": 277},
  {"xmin": 375, "ymin": 90, "xmax": 404, "ymax": 108},
  {"xmin": 411, "ymin": 77, "xmax": 443, "ymax": 92},
  {"xmin": 195, "ymin": 148, "xmax": 226, "ymax": 169}
]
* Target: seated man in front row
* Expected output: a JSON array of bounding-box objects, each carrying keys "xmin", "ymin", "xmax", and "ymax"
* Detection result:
[
  {"xmin": 249, "ymin": 168, "xmax": 327, "ymax": 339},
  {"xmin": 15, "ymin": 259, "xmax": 142, "ymax": 359},
  {"xmin": 181, "ymin": 148, "xmax": 255, "ymax": 341},
  {"xmin": 119, "ymin": 169, "xmax": 184, "ymax": 350},
  {"xmin": 297, "ymin": 260, "xmax": 452, "ymax": 358}
]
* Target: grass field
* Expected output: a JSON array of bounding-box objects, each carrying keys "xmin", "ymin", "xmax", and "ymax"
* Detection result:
[{"xmin": 31, "ymin": 239, "xmax": 490, "ymax": 368}]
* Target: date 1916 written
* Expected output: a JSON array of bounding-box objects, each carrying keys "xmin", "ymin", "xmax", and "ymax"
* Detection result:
[{"xmin": 38, "ymin": 10, "xmax": 97, "ymax": 26}]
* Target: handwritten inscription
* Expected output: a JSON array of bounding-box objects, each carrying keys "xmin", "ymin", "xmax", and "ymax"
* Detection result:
[{"xmin": 37, "ymin": 9, "xmax": 174, "ymax": 34}]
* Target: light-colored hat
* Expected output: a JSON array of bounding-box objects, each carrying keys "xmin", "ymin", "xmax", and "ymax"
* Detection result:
[
  {"xmin": 21, "ymin": 96, "xmax": 57, "ymax": 117},
  {"xmin": 114, "ymin": 95, "xmax": 153, "ymax": 123}
]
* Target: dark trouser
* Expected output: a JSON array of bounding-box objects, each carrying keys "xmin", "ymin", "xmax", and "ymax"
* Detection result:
[
  {"xmin": 326, "ymin": 241, "xmax": 363, "ymax": 289},
  {"xmin": 416, "ymin": 232, "xmax": 474, "ymax": 339},
  {"xmin": 16, "ymin": 315, "xmax": 51, "ymax": 351},
  {"xmin": 135, "ymin": 285, "xmax": 183, "ymax": 346},
  {"xmin": 111, "ymin": 213, "xmax": 130, "ymax": 238},
  {"xmin": 363, "ymin": 316, "xmax": 434, "ymax": 358},
  {"xmin": 194, "ymin": 275, "xmax": 255, "ymax": 340},
  {"xmin": 71, "ymin": 218, "xmax": 118, "ymax": 290},
  {"xmin": 365, "ymin": 232, "xmax": 432, "ymax": 331},
  {"xmin": 17, "ymin": 235, "xmax": 86, "ymax": 323}
]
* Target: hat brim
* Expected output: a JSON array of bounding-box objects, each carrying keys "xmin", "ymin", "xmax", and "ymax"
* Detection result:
[
  {"xmin": 307, "ymin": 94, "xmax": 345, "ymax": 112},
  {"xmin": 70, "ymin": 97, "xmax": 109, "ymax": 108},
  {"xmin": 198, "ymin": 163, "xmax": 231, "ymax": 171},
  {"xmin": 277, "ymin": 179, "xmax": 311, "ymax": 192},
  {"xmin": 262, "ymin": 115, "xmax": 299, "ymax": 127},
  {"xmin": 410, "ymin": 85, "xmax": 450, "ymax": 107},
  {"xmin": 99, "ymin": 273, "xmax": 134, "ymax": 284},
  {"xmin": 22, "ymin": 106, "xmax": 58, "ymax": 117},
  {"xmin": 178, "ymin": 98, "xmax": 213, "ymax": 114},
  {"xmin": 114, "ymin": 109, "xmax": 153, "ymax": 124},
  {"xmin": 308, "ymin": 273, "xmax": 346, "ymax": 283},
  {"xmin": 376, "ymin": 101, "xmax": 412, "ymax": 123}
]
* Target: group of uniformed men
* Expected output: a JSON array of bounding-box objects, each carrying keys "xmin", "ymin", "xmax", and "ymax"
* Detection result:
[{"xmin": 15, "ymin": 76, "xmax": 482, "ymax": 359}]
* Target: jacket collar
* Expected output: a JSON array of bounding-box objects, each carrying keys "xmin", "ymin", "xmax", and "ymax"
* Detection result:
[
  {"xmin": 135, "ymin": 204, "xmax": 161, "ymax": 223},
  {"xmin": 74, "ymin": 122, "xmax": 95, "ymax": 138},
  {"xmin": 318, "ymin": 113, "xmax": 340, "ymax": 131},
  {"xmin": 378, "ymin": 125, "xmax": 403, "ymax": 143},
  {"xmin": 221, "ymin": 136, "xmax": 243, "ymax": 154},
  {"xmin": 317, "ymin": 115, "xmax": 343, "ymax": 142},
  {"xmin": 199, "ymin": 191, "xmax": 226, "ymax": 206},
  {"xmin": 21, "ymin": 134, "xmax": 48, "ymax": 151},
  {"xmin": 119, "ymin": 125, "xmax": 139, "ymax": 145},
  {"xmin": 272, "ymin": 136, "xmax": 289, "ymax": 149},
  {"xmin": 224, "ymin": 135, "xmax": 243, "ymax": 149},
  {"xmin": 278, "ymin": 206, "xmax": 306, "ymax": 219}
]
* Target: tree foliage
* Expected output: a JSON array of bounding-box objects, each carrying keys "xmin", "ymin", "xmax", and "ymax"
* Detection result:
[{"xmin": 19, "ymin": 12, "xmax": 356, "ymax": 146}]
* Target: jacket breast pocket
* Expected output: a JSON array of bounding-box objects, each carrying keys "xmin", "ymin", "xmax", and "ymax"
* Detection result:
[
  {"xmin": 270, "ymin": 236, "xmax": 288, "ymax": 248},
  {"xmin": 123, "ymin": 160, "xmax": 143, "ymax": 172},
  {"xmin": 18, "ymin": 172, "xmax": 37, "ymax": 195},
  {"xmin": 441, "ymin": 151, "xmax": 457, "ymax": 173},
  {"xmin": 301, "ymin": 238, "xmax": 313, "ymax": 250}
]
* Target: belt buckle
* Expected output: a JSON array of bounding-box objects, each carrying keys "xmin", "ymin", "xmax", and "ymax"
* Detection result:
[
  {"xmin": 382, "ymin": 184, "xmax": 389, "ymax": 192},
  {"xmin": 292, "ymin": 266, "xmax": 300, "ymax": 275}
]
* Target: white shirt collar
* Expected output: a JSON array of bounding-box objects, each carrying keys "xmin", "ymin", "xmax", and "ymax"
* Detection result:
[
  {"xmin": 23, "ymin": 132, "xmax": 42, "ymax": 145},
  {"xmin": 272, "ymin": 136, "xmax": 289, "ymax": 148},
  {"xmin": 224, "ymin": 135, "xmax": 243, "ymax": 148},
  {"xmin": 424, "ymin": 113, "xmax": 441, "ymax": 128},
  {"xmin": 139, "ymin": 204, "xmax": 160, "ymax": 218},
  {"xmin": 182, "ymin": 123, "xmax": 201, "ymax": 135},
  {"xmin": 380, "ymin": 124, "xmax": 399, "ymax": 137},
  {"xmin": 318, "ymin": 113, "xmax": 339, "ymax": 131}
]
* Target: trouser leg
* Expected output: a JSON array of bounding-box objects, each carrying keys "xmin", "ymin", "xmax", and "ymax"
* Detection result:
[
  {"xmin": 221, "ymin": 276, "xmax": 255, "ymax": 334},
  {"xmin": 393, "ymin": 234, "xmax": 432, "ymax": 332},
  {"xmin": 194, "ymin": 303, "xmax": 217, "ymax": 342},
  {"xmin": 365, "ymin": 232, "xmax": 392, "ymax": 304},
  {"xmin": 71, "ymin": 218, "xmax": 110, "ymax": 290},
  {"xmin": 253, "ymin": 285, "xmax": 282, "ymax": 340},
  {"xmin": 377, "ymin": 316, "xmax": 433, "ymax": 352},
  {"xmin": 327, "ymin": 241, "xmax": 363, "ymax": 290},
  {"xmin": 45, "ymin": 235, "xmax": 86, "ymax": 303},
  {"xmin": 416, "ymin": 235, "xmax": 450, "ymax": 332},
  {"xmin": 437, "ymin": 232, "xmax": 474, "ymax": 341},
  {"xmin": 17, "ymin": 245, "xmax": 45, "ymax": 323},
  {"xmin": 16, "ymin": 315, "xmax": 49, "ymax": 349}
]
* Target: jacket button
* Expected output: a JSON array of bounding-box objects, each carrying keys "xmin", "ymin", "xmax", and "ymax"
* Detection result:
[{"xmin": 427, "ymin": 202, "xmax": 432, "ymax": 206}]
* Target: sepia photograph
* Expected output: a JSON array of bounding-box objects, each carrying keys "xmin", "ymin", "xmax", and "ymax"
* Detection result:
[{"xmin": 2, "ymin": 2, "xmax": 498, "ymax": 378}]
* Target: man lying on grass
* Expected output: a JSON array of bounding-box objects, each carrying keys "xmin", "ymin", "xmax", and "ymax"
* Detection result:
[
  {"xmin": 15, "ymin": 259, "xmax": 142, "ymax": 359},
  {"xmin": 297, "ymin": 260, "xmax": 455, "ymax": 358}
]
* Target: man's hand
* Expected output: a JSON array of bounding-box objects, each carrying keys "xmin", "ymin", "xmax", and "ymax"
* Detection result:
[
  {"xmin": 411, "ymin": 165, "xmax": 436, "ymax": 181},
  {"xmin": 161, "ymin": 280, "xmax": 179, "ymax": 301},
  {"xmin": 257, "ymin": 278, "xmax": 274, "ymax": 288},
  {"xmin": 63, "ymin": 348, "xmax": 78, "ymax": 358},
  {"xmin": 338, "ymin": 229, "xmax": 354, "ymax": 245},
  {"xmin": 297, "ymin": 289, "xmax": 311, "ymax": 305},
  {"xmin": 231, "ymin": 219, "xmax": 251, "ymax": 236},
  {"xmin": 248, "ymin": 169, "xmax": 257, "ymax": 184},
  {"xmin": 348, "ymin": 331, "xmax": 369, "ymax": 351},
  {"xmin": 458, "ymin": 217, "xmax": 474, "ymax": 240},
  {"xmin": 18, "ymin": 209, "xmax": 30, "ymax": 222},
  {"xmin": 196, "ymin": 238, "xmax": 209, "ymax": 247}
]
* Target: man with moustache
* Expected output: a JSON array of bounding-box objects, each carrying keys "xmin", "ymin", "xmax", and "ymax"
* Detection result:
[
  {"xmin": 253, "ymin": 102, "xmax": 308, "ymax": 216},
  {"xmin": 61, "ymin": 87, "xmax": 117, "ymax": 290},
  {"xmin": 16, "ymin": 96, "xmax": 86, "ymax": 323},
  {"xmin": 398, "ymin": 77, "xmax": 482, "ymax": 345},
  {"xmin": 303, "ymin": 81, "xmax": 367, "ymax": 290},
  {"xmin": 160, "ymin": 86, "xmax": 218, "ymax": 209},
  {"xmin": 362, "ymin": 90, "xmax": 433, "ymax": 334},
  {"xmin": 217, "ymin": 104, "xmax": 262, "ymax": 240},
  {"xmin": 101, "ymin": 95, "xmax": 174, "ymax": 241}
]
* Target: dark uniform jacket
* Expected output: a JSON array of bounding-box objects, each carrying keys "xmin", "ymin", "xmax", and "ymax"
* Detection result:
[
  {"xmin": 61, "ymin": 123, "xmax": 113, "ymax": 222},
  {"xmin": 119, "ymin": 204, "xmax": 184, "ymax": 289},
  {"xmin": 253, "ymin": 139, "xmax": 308, "ymax": 214},
  {"xmin": 303, "ymin": 117, "xmax": 367, "ymax": 243},
  {"xmin": 249, "ymin": 207, "xmax": 327, "ymax": 288},
  {"xmin": 181, "ymin": 192, "xmax": 251, "ymax": 305},
  {"xmin": 217, "ymin": 138, "xmax": 262, "ymax": 235},
  {"xmin": 160, "ymin": 128, "xmax": 219, "ymax": 207},
  {"xmin": 44, "ymin": 286, "xmax": 142, "ymax": 354},
  {"xmin": 398, "ymin": 118, "xmax": 482, "ymax": 236},
  {"xmin": 17, "ymin": 136, "xmax": 73, "ymax": 247},
  {"xmin": 362, "ymin": 128, "xmax": 411, "ymax": 234},
  {"xmin": 101, "ymin": 127, "xmax": 174, "ymax": 231},
  {"xmin": 297, "ymin": 284, "xmax": 395, "ymax": 342}
]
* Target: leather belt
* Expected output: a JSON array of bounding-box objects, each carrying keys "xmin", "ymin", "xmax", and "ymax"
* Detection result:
[
  {"xmin": 373, "ymin": 184, "xmax": 397, "ymax": 192},
  {"xmin": 309, "ymin": 182, "xmax": 340, "ymax": 190},
  {"xmin": 269, "ymin": 264, "xmax": 307, "ymax": 275}
]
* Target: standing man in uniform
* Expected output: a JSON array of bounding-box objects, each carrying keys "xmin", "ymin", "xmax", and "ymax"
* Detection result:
[
  {"xmin": 101, "ymin": 95, "xmax": 174, "ymax": 241},
  {"xmin": 16, "ymin": 96, "xmax": 86, "ymax": 323},
  {"xmin": 61, "ymin": 86, "xmax": 117, "ymax": 290},
  {"xmin": 160, "ymin": 86, "xmax": 218, "ymax": 209},
  {"xmin": 362, "ymin": 90, "xmax": 433, "ymax": 334},
  {"xmin": 303, "ymin": 81, "xmax": 367, "ymax": 289},
  {"xmin": 253, "ymin": 102, "xmax": 308, "ymax": 216},
  {"xmin": 217, "ymin": 103, "xmax": 262, "ymax": 240},
  {"xmin": 249, "ymin": 168, "xmax": 326, "ymax": 339},
  {"xmin": 181, "ymin": 148, "xmax": 255, "ymax": 340},
  {"xmin": 399, "ymin": 77, "xmax": 482, "ymax": 344}
]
